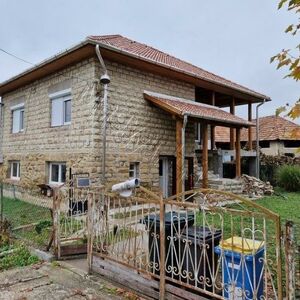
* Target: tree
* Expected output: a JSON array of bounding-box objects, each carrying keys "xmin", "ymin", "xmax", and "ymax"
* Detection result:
[{"xmin": 271, "ymin": 0, "xmax": 300, "ymax": 138}]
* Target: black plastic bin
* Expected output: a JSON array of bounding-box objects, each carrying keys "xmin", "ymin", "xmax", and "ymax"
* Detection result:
[
  {"xmin": 143, "ymin": 211, "xmax": 194, "ymax": 276},
  {"xmin": 179, "ymin": 226, "xmax": 222, "ymax": 291}
]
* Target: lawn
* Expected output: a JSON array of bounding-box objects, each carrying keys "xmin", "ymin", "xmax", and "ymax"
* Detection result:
[
  {"xmin": 2, "ymin": 197, "xmax": 52, "ymax": 228},
  {"xmin": 255, "ymin": 190, "xmax": 300, "ymax": 226},
  {"xmin": 1, "ymin": 197, "xmax": 52, "ymax": 248}
]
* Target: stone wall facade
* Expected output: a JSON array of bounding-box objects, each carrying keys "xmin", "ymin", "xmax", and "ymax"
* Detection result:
[
  {"xmin": 0, "ymin": 56, "xmax": 198, "ymax": 195},
  {"xmin": 0, "ymin": 57, "xmax": 101, "ymax": 191}
]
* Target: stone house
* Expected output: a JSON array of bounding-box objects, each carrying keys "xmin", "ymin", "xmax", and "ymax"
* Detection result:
[
  {"xmin": 0, "ymin": 35, "xmax": 269, "ymax": 198},
  {"xmin": 215, "ymin": 115, "xmax": 300, "ymax": 157}
]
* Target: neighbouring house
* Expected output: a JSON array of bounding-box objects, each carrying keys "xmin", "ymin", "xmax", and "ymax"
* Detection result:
[
  {"xmin": 216, "ymin": 115, "xmax": 300, "ymax": 155},
  {"xmin": 0, "ymin": 34, "xmax": 270, "ymax": 198},
  {"xmin": 215, "ymin": 115, "xmax": 300, "ymax": 177}
]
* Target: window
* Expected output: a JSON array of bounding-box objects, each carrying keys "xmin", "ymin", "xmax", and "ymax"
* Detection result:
[
  {"xmin": 11, "ymin": 104, "xmax": 24, "ymax": 133},
  {"xmin": 283, "ymin": 140, "xmax": 300, "ymax": 148},
  {"xmin": 49, "ymin": 162, "xmax": 66, "ymax": 184},
  {"xmin": 129, "ymin": 162, "xmax": 140, "ymax": 179},
  {"xmin": 259, "ymin": 141, "xmax": 270, "ymax": 148},
  {"xmin": 195, "ymin": 123, "xmax": 201, "ymax": 143},
  {"xmin": 10, "ymin": 161, "xmax": 20, "ymax": 180},
  {"xmin": 50, "ymin": 89, "xmax": 72, "ymax": 127}
]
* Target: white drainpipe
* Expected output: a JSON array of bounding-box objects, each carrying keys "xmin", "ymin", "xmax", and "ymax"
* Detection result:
[{"xmin": 95, "ymin": 45, "xmax": 111, "ymax": 184}]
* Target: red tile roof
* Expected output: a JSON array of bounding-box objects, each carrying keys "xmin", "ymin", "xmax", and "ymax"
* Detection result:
[
  {"xmin": 215, "ymin": 115, "xmax": 300, "ymax": 142},
  {"xmin": 88, "ymin": 35, "xmax": 269, "ymax": 100},
  {"xmin": 144, "ymin": 91, "xmax": 253, "ymax": 127}
]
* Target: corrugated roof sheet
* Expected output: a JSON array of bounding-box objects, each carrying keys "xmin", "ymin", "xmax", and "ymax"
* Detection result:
[
  {"xmin": 144, "ymin": 91, "xmax": 253, "ymax": 127},
  {"xmin": 215, "ymin": 115, "xmax": 300, "ymax": 142},
  {"xmin": 88, "ymin": 35, "xmax": 269, "ymax": 100}
]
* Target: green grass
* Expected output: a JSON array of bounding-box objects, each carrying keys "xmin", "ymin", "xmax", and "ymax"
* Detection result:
[
  {"xmin": 2, "ymin": 197, "xmax": 51, "ymax": 228},
  {"xmin": 2, "ymin": 197, "xmax": 52, "ymax": 248},
  {"xmin": 255, "ymin": 190, "xmax": 300, "ymax": 225}
]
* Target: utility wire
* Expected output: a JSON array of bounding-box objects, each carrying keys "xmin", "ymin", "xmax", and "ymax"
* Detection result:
[
  {"xmin": 0, "ymin": 48, "xmax": 34, "ymax": 65},
  {"xmin": 0, "ymin": 46, "xmax": 92, "ymax": 84}
]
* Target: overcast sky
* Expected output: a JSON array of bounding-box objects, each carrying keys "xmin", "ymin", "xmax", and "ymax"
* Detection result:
[{"xmin": 0, "ymin": 0, "xmax": 299, "ymax": 120}]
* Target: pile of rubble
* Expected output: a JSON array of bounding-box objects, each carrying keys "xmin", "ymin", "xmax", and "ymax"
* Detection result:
[{"xmin": 241, "ymin": 174, "xmax": 274, "ymax": 197}]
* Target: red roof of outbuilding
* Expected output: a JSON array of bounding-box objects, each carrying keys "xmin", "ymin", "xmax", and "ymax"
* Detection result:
[
  {"xmin": 144, "ymin": 91, "xmax": 253, "ymax": 127},
  {"xmin": 88, "ymin": 35, "xmax": 269, "ymax": 101}
]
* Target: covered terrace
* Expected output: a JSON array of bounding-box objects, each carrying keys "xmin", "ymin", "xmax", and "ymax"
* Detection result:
[{"xmin": 144, "ymin": 91, "xmax": 254, "ymax": 193}]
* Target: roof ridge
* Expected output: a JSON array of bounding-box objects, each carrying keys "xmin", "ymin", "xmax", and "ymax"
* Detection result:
[{"xmin": 87, "ymin": 34, "xmax": 122, "ymax": 41}]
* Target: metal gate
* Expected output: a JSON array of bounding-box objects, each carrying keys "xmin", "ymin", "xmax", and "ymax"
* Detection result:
[
  {"xmin": 88, "ymin": 187, "xmax": 284, "ymax": 299},
  {"xmin": 53, "ymin": 184, "xmax": 93, "ymax": 259}
]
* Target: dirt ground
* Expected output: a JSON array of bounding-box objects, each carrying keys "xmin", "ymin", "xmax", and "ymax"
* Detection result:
[{"xmin": 0, "ymin": 261, "xmax": 139, "ymax": 300}]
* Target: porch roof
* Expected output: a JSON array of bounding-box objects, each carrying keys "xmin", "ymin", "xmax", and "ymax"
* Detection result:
[{"xmin": 144, "ymin": 91, "xmax": 254, "ymax": 128}]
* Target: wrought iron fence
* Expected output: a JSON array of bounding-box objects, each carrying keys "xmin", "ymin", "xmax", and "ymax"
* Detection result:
[{"xmin": 88, "ymin": 186, "xmax": 284, "ymax": 300}]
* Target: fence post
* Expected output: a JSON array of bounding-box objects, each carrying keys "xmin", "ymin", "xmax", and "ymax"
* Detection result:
[
  {"xmin": 159, "ymin": 196, "xmax": 166, "ymax": 299},
  {"xmin": 285, "ymin": 220, "xmax": 295, "ymax": 300},
  {"xmin": 87, "ymin": 192, "xmax": 94, "ymax": 274},
  {"xmin": 53, "ymin": 189, "xmax": 61, "ymax": 259}
]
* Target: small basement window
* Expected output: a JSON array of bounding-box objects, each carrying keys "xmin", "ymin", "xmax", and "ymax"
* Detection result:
[
  {"xmin": 129, "ymin": 162, "xmax": 140, "ymax": 179},
  {"xmin": 10, "ymin": 161, "xmax": 20, "ymax": 180},
  {"xmin": 11, "ymin": 104, "xmax": 24, "ymax": 133},
  {"xmin": 49, "ymin": 162, "xmax": 66, "ymax": 185}
]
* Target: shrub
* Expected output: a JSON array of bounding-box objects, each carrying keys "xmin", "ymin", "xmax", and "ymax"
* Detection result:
[
  {"xmin": 0, "ymin": 245, "xmax": 39, "ymax": 271},
  {"xmin": 276, "ymin": 165, "xmax": 300, "ymax": 192}
]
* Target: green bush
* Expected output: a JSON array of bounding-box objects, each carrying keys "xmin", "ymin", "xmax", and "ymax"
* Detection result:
[
  {"xmin": 0, "ymin": 245, "xmax": 39, "ymax": 271},
  {"xmin": 277, "ymin": 165, "xmax": 300, "ymax": 192}
]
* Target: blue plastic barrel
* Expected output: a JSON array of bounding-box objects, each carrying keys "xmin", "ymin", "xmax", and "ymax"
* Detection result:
[{"xmin": 215, "ymin": 246, "xmax": 264, "ymax": 299}]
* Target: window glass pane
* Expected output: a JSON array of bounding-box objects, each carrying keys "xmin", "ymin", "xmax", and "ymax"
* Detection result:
[
  {"xmin": 12, "ymin": 162, "xmax": 18, "ymax": 177},
  {"xmin": 51, "ymin": 99, "xmax": 63, "ymax": 126},
  {"xmin": 51, "ymin": 164, "xmax": 59, "ymax": 182},
  {"xmin": 61, "ymin": 164, "xmax": 66, "ymax": 183},
  {"xmin": 20, "ymin": 110, "xmax": 24, "ymax": 131},
  {"xmin": 64, "ymin": 100, "xmax": 71, "ymax": 123},
  {"xmin": 12, "ymin": 110, "xmax": 20, "ymax": 133}
]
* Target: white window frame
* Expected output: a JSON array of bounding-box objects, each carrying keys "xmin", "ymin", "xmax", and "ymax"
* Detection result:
[
  {"xmin": 49, "ymin": 89, "xmax": 72, "ymax": 127},
  {"xmin": 49, "ymin": 162, "xmax": 66, "ymax": 185},
  {"xmin": 11, "ymin": 103, "xmax": 25, "ymax": 133},
  {"xmin": 10, "ymin": 161, "xmax": 20, "ymax": 180},
  {"xmin": 129, "ymin": 162, "xmax": 140, "ymax": 179}
]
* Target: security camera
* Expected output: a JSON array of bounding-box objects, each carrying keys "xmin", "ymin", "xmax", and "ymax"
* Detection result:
[{"xmin": 111, "ymin": 178, "xmax": 140, "ymax": 197}]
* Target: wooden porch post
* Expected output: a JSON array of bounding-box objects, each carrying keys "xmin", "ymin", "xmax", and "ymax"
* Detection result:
[
  {"xmin": 236, "ymin": 127, "xmax": 241, "ymax": 178},
  {"xmin": 202, "ymin": 123, "xmax": 209, "ymax": 188},
  {"xmin": 176, "ymin": 118, "xmax": 183, "ymax": 194},
  {"xmin": 230, "ymin": 98, "xmax": 235, "ymax": 150},
  {"xmin": 211, "ymin": 91, "xmax": 216, "ymax": 150},
  {"xmin": 248, "ymin": 102, "xmax": 253, "ymax": 150}
]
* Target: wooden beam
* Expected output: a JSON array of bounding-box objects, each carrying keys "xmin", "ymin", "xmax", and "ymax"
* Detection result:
[
  {"xmin": 230, "ymin": 98, "xmax": 236, "ymax": 150},
  {"xmin": 236, "ymin": 128, "xmax": 241, "ymax": 178},
  {"xmin": 202, "ymin": 123, "xmax": 209, "ymax": 188},
  {"xmin": 176, "ymin": 119, "xmax": 183, "ymax": 194},
  {"xmin": 248, "ymin": 102, "xmax": 253, "ymax": 150},
  {"xmin": 211, "ymin": 91, "xmax": 216, "ymax": 150}
]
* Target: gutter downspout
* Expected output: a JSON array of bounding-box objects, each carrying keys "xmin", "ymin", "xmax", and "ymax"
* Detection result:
[
  {"xmin": 182, "ymin": 115, "xmax": 188, "ymax": 198},
  {"xmin": 256, "ymin": 100, "xmax": 266, "ymax": 179},
  {"xmin": 95, "ymin": 45, "xmax": 111, "ymax": 185}
]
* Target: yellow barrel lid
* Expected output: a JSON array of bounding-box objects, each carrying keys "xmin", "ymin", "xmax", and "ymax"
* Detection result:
[{"xmin": 219, "ymin": 236, "xmax": 264, "ymax": 254}]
